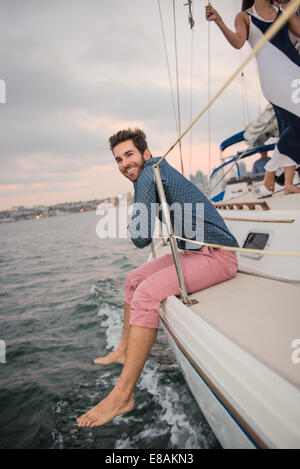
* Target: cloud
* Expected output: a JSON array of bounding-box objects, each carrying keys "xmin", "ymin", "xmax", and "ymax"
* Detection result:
[{"xmin": 0, "ymin": 0, "xmax": 265, "ymax": 210}]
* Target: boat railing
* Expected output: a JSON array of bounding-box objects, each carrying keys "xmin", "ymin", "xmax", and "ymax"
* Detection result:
[
  {"xmin": 209, "ymin": 143, "xmax": 277, "ymax": 200},
  {"xmin": 152, "ymin": 164, "xmax": 194, "ymax": 306}
]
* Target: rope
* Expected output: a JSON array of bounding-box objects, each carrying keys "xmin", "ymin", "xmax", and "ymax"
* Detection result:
[
  {"xmin": 184, "ymin": 0, "xmax": 195, "ymax": 29},
  {"xmin": 171, "ymin": 235, "xmax": 300, "ymax": 258},
  {"xmin": 254, "ymin": 61, "xmax": 262, "ymax": 116},
  {"xmin": 155, "ymin": 0, "xmax": 300, "ymax": 167}
]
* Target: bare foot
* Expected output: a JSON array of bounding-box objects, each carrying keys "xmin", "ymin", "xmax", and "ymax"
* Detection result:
[
  {"xmin": 264, "ymin": 171, "xmax": 275, "ymax": 192},
  {"xmin": 284, "ymin": 184, "xmax": 300, "ymax": 194},
  {"xmin": 93, "ymin": 347, "xmax": 126, "ymax": 365},
  {"xmin": 77, "ymin": 390, "xmax": 134, "ymax": 427}
]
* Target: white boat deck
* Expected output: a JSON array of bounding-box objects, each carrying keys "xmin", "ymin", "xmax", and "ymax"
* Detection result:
[
  {"xmin": 155, "ymin": 242, "xmax": 300, "ymax": 391},
  {"xmin": 189, "ymin": 272, "xmax": 300, "ymax": 390}
]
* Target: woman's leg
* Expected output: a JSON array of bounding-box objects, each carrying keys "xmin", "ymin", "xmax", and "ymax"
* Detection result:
[
  {"xmin": 264, "ymin": 170, "xmax": 276, "ymax": 192},
  {"xmin": 264, "ymin": 105, "xmax": 300, "ymax": 193},
  {"xmin": 284, "ymin": 165, "xmax": 300, "ymax": 194}
]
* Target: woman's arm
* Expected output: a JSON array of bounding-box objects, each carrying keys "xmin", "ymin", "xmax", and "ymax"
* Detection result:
[
  {"xmin": 281, "ymin": 2, "xmax": 300, "ymax": 38},
  {"xmin": 205, "ymin": 4, "xmax": 249, "ymax": 49}
]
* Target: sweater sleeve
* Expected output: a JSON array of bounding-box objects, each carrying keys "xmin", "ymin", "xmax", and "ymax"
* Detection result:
[{"xmin": 128, "ymin": 170, "xmax": 158, "ymax": 249}]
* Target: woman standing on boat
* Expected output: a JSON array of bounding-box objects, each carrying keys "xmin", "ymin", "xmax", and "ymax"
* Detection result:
[{"xmin": 206, "ymin": 0, "xmax": 300, "ymax": 194}]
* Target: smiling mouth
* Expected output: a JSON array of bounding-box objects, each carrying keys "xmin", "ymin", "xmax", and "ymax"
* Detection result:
[{"xmin": 126, "ymin": 167, "xmax": 136, "ymax": 175}]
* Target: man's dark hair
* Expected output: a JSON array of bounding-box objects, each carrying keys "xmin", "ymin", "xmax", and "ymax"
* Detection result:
[{"xmin": 109, "ymin": 128, "xmax": 149, "ymax": 155}]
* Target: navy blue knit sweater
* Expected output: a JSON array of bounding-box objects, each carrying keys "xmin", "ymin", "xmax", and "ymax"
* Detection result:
[{"xmin": 128, "ymin": 157, "xmax": 239, "ymax": 250}]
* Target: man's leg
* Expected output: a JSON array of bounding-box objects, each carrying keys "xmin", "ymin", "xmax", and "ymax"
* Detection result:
[
  {"xmin": 77, "ymin": 325, "xmax": 157, "ymax": 427},
  {"xmin": 78, "ymin": 247, "xmax": 238, "ymax": 427},
  {"xmin": 93, "ymin": 253, "xmax": 175, "ymax": 365}
]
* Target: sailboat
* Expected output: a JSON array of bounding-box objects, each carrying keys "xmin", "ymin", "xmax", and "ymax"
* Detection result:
[{"xmin": 147, "ymin": 1, "xmax": 300, "ymax": 449}]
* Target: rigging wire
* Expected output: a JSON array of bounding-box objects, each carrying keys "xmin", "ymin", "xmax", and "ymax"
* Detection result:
[
  {"xmin": 240, "ymin": 71, "xmax": 247, "ymax": 128},
  {"xmin": 172, "ymin": 0, "xmax": 185, "ymax": 176},
  {"xmin": 157, "ymin": 0, "xmax": 180, "ymax": 139},
  {"xmin": 242, "ymin": 71, "xmax": 250, "ymax": 123},
  {"xmin": 236, "ymin": 0, "xmax": 248, "ymax": 127},
  {"xmin": 207, "ymin": 1, "xmax": 212, "ymax": 192},
  {"xmin": 188, "ymin": 2, "xmax": 194, "ymax": 178},
  {"xmin": 189, "ymin": 26, "xmax": 194, "ymax": 179},
  {"xmin": 155, "ymin": 0, "xmax": 300, "ymax": 167}
]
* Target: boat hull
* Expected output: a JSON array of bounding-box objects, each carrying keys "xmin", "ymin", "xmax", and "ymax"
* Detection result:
[
  {"xmin": 159, "ymin": 293, "xmax": 300, "ymax": 450},
  {"xmin": 160, "ymin": 317, "xmax": 256, "ymax": 449}
]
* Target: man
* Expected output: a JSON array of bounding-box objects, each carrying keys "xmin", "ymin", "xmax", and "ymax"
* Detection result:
[
  {"xmin": 252, "ymin": 151, "xmax": 271, "ymax": 175},
  {"xmin": 77, "ymin": 128, "xmax": 238, "ymax": 428}
]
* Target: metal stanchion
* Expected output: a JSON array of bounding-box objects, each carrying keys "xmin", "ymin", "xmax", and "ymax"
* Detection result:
[{"xmin": 153, "ymin": 165, "xmax": 193, "ymax": 305}]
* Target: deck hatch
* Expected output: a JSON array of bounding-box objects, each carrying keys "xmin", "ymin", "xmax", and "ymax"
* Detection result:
[{"xmin": 242, "ymin": 232, "xmax": 270, "ymax": 259}]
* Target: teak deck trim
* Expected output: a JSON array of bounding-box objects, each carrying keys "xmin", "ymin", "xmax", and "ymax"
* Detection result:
[
  {"xmin": 213, "ymin": 201, "xmax": 270, "ymax": 211},
  {"xmin": 223, "ymin": 217, "xmax": 295, "ymax": 224}
]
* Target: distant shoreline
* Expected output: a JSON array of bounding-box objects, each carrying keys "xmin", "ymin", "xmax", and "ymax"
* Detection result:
[{"xmin": 0, "ymin": 194, "xmax": 134, "ymax": 225}]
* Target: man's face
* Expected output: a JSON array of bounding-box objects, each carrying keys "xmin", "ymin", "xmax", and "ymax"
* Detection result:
[{"xmin": 113, "ymin": 139, "xmax": 151, "ymax": 182}]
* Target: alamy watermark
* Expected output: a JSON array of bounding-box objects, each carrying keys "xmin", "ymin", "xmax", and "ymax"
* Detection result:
[
  {"xmin": 96, "ymin": 197, "xmax": 205, "ymax": 245},
  {"xmin": 0, "ymin": 340, "xmax": 6, "ymax": 364},
  {"xmin": 291, "ymin": 339, "xmax": 300, "ymax": 365},
  {"xmin": 291, "ymin": 78, "xmax": 300, "ymax": 104},
  {"xmin": 0, "ymin": 79, "xmax": 6, "ymax": 104}
]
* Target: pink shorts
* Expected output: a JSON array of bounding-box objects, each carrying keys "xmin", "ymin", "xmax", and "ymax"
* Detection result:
[{"xmin": 125, "ymin": 247, "xmax": 238, "ymax": 329}]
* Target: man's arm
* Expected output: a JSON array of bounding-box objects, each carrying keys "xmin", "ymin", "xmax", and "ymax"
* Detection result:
[{"xmin": 128, "ymin": 173, "xmax": 157, "ymax": 249}]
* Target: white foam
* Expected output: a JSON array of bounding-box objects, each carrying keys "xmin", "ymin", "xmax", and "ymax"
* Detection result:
[
  {"xmin": 96, "ymin": 304, "xmax": 123, "ymax": 351},
  {"xmin": 137, "ymin": 361, "xmax": 204, "ymax": 449},
  {"xmin": 89, "ymin": 285, "xmax": 101, "ymax": 297}
]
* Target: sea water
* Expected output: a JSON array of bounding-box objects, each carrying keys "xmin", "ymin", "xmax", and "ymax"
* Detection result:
[{"xmin": 0, "ymin": 210, "xmax": 220, "ymax": 449}]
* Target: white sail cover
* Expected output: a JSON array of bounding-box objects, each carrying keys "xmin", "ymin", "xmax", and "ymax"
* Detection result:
[{"xmin": 243, "ymin": 104, "xmax": 279, "ymax": 147}]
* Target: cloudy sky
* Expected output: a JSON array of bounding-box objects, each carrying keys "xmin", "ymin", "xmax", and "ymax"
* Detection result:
[{"xmin": 0, "ymin": 0, "xmax": 268, "ymax": 210}]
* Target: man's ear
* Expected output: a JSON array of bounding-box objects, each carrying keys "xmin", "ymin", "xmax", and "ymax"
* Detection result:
[{"xmin": 143, "ymin": 148, "xmax": 151, "ymax": 161}]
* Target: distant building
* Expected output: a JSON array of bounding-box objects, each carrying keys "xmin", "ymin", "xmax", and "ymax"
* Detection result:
[
  {"xmin": 190, "ymin": 170, "xmax": 208, "ymax": 187},
  {"xmin": 237, "ymin": 161, "xmax": 247, "ymax": 177},
  {"xmin": 190, "ymin": 170, "xmax": 209, "ymax": 196}
]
